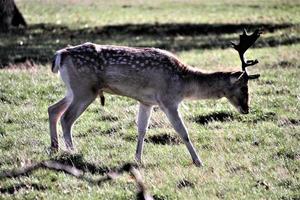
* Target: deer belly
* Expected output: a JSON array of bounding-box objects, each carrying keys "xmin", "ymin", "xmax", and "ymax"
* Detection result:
[
  {"xmin": 103, "ymin": 83, "xmax": 158, "ymax": 104},
  {"xmin": 101, "ymin": 67, "xmax": 168, "ymax": 104}
]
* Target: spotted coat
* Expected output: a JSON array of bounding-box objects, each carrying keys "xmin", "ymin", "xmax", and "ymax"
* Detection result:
[{"xmin": 61, "ymin": 42, "xmax": 190, "ymax": 76}]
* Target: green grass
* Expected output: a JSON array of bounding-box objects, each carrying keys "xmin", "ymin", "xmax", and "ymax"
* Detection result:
[
  {"xmin": 0, "ymin": 0, "xmax": 300, "ymax": 199},
  {"xmin": 20, "ymin": 0, "xmax": 300, "ymax": 26}
]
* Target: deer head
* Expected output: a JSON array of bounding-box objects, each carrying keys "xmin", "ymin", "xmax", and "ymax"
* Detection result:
[{"xmin": 226, "ymin": 29, "xmax": 261, "ymax": 114}]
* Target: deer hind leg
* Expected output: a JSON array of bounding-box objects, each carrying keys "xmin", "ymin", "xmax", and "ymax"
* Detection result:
[
  {"xmin": 48, "ymin": 96, "xmax": 71, "ymax": 150},
  {"xmin": 135, "ymin": 103, "xmax": 153, "ymax": 163},
  {"xmin": 61, "ymin": 90, "xmax": 97, "ymax": 150},
  {"xmin": 160, "ymin": 103, "xmax": 203, "ymax": 167}
]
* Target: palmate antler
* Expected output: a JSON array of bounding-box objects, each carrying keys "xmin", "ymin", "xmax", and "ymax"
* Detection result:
[{"xmin": 231, "ymin": 29, "xmax": 261, "ymax": 80}]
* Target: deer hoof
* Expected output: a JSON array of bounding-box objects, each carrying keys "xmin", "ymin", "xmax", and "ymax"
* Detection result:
[
  {"xmin": 135, "ymin": 156, "xmax": 142, "ymax": 164},
  {"xmin": 46, "ymin": 146, "xmax": 58, "ymax": 155},
  {"xmin": 193, "ymin": 159, "xmax": 204, "ymax": 167}
]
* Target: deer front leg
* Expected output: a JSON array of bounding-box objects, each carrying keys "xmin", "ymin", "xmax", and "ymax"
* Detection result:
[
  {"xmin": 135, "ymin": 103, "xmax": 153, "ymax": 163},
  {"xmin": 48, "ymin": 97, "xmax": 71, "ymax": 150},
  {"xmin": 61, "ymin": 93, "xmax": 96, "ymax": 150},
  {"xmin": 161, "ymin": 103, "xmax": 203, "ymax": 167}
]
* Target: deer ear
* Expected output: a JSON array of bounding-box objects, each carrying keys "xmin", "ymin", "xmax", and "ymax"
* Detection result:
[{"xmin": 230, "ymin": 72, "xmax": 247, "ymax": 85}]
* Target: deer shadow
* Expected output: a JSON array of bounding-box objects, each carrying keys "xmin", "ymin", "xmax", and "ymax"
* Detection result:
[
  {"xmin": 190, "ymin": 111, "xmax": 235, "ymax": 125},
  {"xmin": 145, "ymin": 134, "xmax": 182, "ymax": 145}
]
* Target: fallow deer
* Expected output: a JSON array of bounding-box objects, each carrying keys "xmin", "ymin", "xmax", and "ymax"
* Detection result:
[{"xmin": 48, "ymin": 30, "xmax": 261, "ymax": 167}]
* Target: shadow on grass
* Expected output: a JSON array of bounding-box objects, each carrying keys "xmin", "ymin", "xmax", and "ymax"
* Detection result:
[
  {"xmin": 276, "ymin": 147, "xmax": 300, "ymax": 160},
  {"xmin": 0, "ymin": 153, "xmax": 153, "ymax": 199},
  {"xmin": 145, "ymin": 134, "xmax": 181, "ymax": 145},
  {"xmin": 51, "ymin": 153, "xmax": 109, "ymax": 174},
  {"xmin": 176, "ymin": 179, "xmax": 195, "ymax": 189},
  {"xmin": 0, "ymin": 183, "xmax": 47, "ymax": 194},
  {"xmin": 278, "ymin": 117, "xmax": 300, "ymax": 127},
  {"xmin": 248, "ymin": 111, "xmax": 276, "ymax": 123},
  {"xmin": 191, "ymin": 110, "xmax": 280, "ymax": 125},
  {"xmin": 0, "ymin": 22, "xmax": 297, "ymax": 67},
  {"xmin": 67, "ymin": 23, "xmax": 293, "ymax": 36},
  {"xmin": 190, "ymin": 111, "xmax": 235, "ymax": 125},
  {"xmin": 124, "ymin": 133, "xmax": 182, "ymax": 145}
]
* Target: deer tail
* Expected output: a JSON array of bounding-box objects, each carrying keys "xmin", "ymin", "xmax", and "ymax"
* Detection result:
[{"xmin": 51, "ymin": 50, "xmax": 67, "ymax": 73}]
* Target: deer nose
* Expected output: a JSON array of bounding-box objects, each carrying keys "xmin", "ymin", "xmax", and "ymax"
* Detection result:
[
  {"xmin": 242, "ymin": 109, "xmax": 249, "ymax": 114},
  {"xmin": 241, "ymin": 107, "xmax": 249, "ymax": 114},
  {"xmin": 238, "ymin": 106, "xmax": 249, "ymax": 114}
]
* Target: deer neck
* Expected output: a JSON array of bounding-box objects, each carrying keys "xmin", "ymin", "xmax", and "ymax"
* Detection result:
[{"xmin": 183, "ymin": 70, "xmax": 231, "ymax": 100}]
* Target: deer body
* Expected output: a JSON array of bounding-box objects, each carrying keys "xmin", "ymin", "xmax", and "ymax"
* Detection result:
[
  {"xmin": 53, "ymin": 43, "xmax": 237, "ymax": 103},
  {"xmin": 49, "ymin": 31, "xmax": 260, "ymax": 167}
]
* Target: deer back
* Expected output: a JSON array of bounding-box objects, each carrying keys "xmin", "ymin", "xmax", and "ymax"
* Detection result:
[{"xmin": 55, "ymin": 43, "xmax": 190, "ymax": 104}]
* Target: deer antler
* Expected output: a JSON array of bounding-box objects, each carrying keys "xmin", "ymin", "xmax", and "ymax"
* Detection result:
[{"xmin": 231, "ymin": 29, "xmax": 261, "ymax": 79}]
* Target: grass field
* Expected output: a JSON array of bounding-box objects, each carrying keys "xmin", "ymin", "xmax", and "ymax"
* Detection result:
[{"xmin": 0, "ymin": 0, "xmax": 300, "ymax": 199}]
